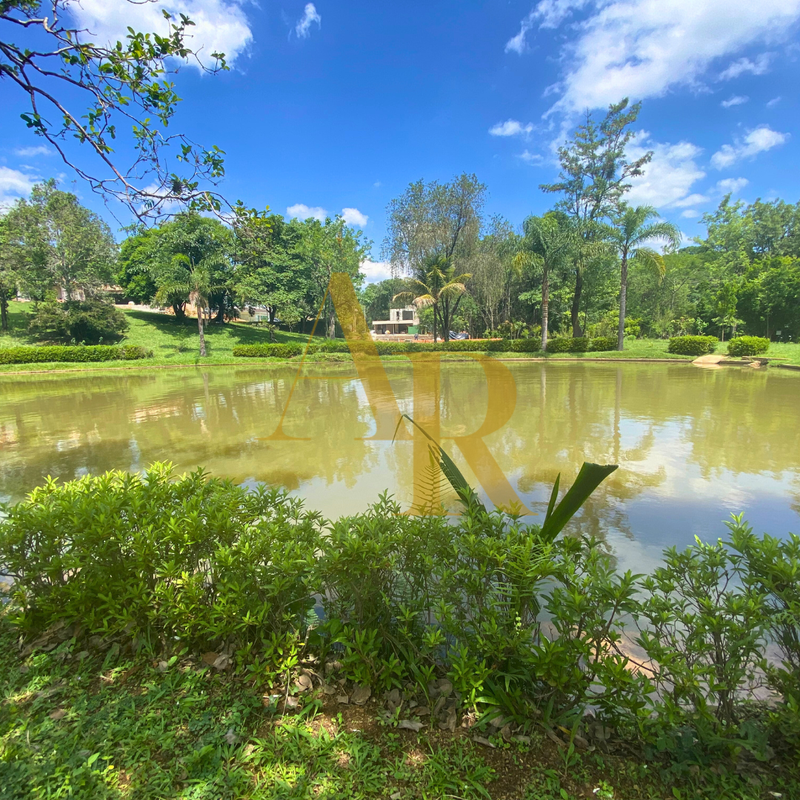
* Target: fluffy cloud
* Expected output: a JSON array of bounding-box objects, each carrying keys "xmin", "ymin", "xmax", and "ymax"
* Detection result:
[
  {"xmin": 721, "ymin": 95, "xmax": 749, "ymax": 108},
  {"xmin": 342, "ymin": 207, "xmax": 368, "ymax": 227},
  {"xmin": 14, "ymin": 145, "xmax": 52, "ymax": 158},
  {"xmin": 767, "ymin": 96, "xmax": 782, "ymax": 107},
  {"xmin": 489, "ymin": 119, "xmax": 534, "ymax": 137},
  {"xmin": 506, "ymin": 0, "xmax": 800, "ymax": 114},
  {"xmin": 711, "ymin": 125, "xmax": 789, "ymax": 168},
  {"xmin": 0, "ymin": 166, "xmax": 38, "ymax": 210},
  {"xmin": 519, "ymin": 150, "xmax": 545, "ymax": 165},
  {"xmin": 719, "ymin": 53, "xmax": 771, "ymax": 80},
  {"xmin": 360, "ymin": 260, "xmax": 393, "ymax": 284},
  {"xmin": 716, "ymin": 177, "xmax": 749, "ymax": 194},
  {"xmin": 69, "ymin": 0, "xmax": 253, "ymax": 69},
  {"xmin": 295, "ymin": 3, "xmax": 321, "ymax": 39},
  {"xmin": 681, "ymin": 209, "xmax": 700, "ymax": 218},
  {"xmin": 624, "ymin": 133, "xmax": 706, "ymax": 209},
  {"xmin": 287, "ymin": 203, "xmax": 327, "ymax": 221}
]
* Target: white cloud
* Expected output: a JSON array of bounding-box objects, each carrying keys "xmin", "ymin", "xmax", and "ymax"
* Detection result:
[
  {"xmin": 767, "ymin": 96, "xmax": 782, "ymax": 107},
  {"xmin": 342, "ymin": 207, "xmax": 368, "ymax": 227},
  {"xmin": 373, "ymin": 181, "xmax": 382, "ymax": 188},
  {"xmin": 360, "ymin": 260, "xmax": 392, "ymax": 284},
  {"xmin": 14, "ymin": 145, "xmax": 51, "ymax": 157},
  {"xmin": 287, "ymin": 203, "xmax": 327, "ymax": 221},
  {"xmin": 0, "ymin": 166, "xmax": 38, "ymax": 210},
  {"xmin": 721, "ymin": 95, "xmax": 749, "ymax": 107},
  {"xmin": 672, "ymin": 192, "xmax": 710, "ymax": 207},
  {"xmin": 719, "ymin": 53, "xmax": 771, "ymax": 80},
  {"xmin": 489, "ymin": 119, "xmax": 534, "ymax": 137},
  {"xmin": 510, "ymin": 0, "xmax": 800, "ymax": 115},
  {"xmin": 518, "ymin": 150, "xmax": 545, "ymax": 165},
  {"xmin": 716, "ymin": 177, "xmax": 749, "ymax": 194},
  {"xmin": 625, "ymin": 133, "xmax": 706, "ymax": 209},
  {"xmin": 711, "ymin": 125, "xmax": 789, "ymax": 168},
  {"xmin": 681, "ymin": 209, "xmax": 700, "ymax": 218},
  {"xmin": 69, "ymin": 0, "xmax": 253, "ymax": 69},
  {"xmin": 295, "ymin": 3, "xmax": 321, "ymax": 39}
]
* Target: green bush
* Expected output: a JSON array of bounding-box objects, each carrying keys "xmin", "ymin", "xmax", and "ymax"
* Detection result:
[
  {"xmin": 590, "ymin": 336, "xmax": 617, "ymax": 352},
  {"xmin": 0, "ymin": 344, "xmax": 151, "ymax": 365},
  {"xmin": 232, "ymin": 339, "xmax": 537, "ymax": 358},
  {"xmin": 28, "ymin": 300, "xmax": 129, "ymax": 345},
  {"xmin": 667, "ymin": 335, "xmax": 718, "ymax": 355},
  {"xmin": 546, "ymin": 337, "xmax": 589, "ymax": 353},
  {"xmin": 727, "ymin": 336, "xmax": 770, "ymax": 357}
]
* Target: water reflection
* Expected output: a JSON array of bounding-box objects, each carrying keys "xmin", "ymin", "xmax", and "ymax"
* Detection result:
[{"xmin": 0, "ymin": 362, "xmax": 798, "ymax": 573}]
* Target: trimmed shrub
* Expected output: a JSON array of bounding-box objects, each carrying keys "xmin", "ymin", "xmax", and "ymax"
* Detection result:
[
  {"xmin": 667, "ymin": 335, "xmax": 718, "ymax": 356},
  {"xmin": 507, "ymin": 338, "xmax": 541, "ymax": 353},
  {"xmin": 546, "ymin": 337, "xmax": 589, "ymax": 353},
  {"xmin": 0, "ymin": 344, "xmax": 151, "ymax": 365},
  {"xmin": 727, "ymin": 336, "xmax": 770, "ymax": 357},
  {"xmin": 28, "ymin": 300, "xmax": 129, "ymax": 345},
  {"xmin": 590, "ymin": 336, "xmax": 617, "ymax": 352},
  {"xmin": 232, "ymin": 339, "xmax": 539, "ymax": 358}
]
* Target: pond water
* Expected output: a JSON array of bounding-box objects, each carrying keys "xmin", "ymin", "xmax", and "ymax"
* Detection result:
[{"xmin": 1, "ymin": 362, "xmax": 798, "ymax": 574}]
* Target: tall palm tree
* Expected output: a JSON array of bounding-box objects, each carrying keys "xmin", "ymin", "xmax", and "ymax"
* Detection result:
[
  {"xmin": 393, "ymin": 254, "xmax": 471, "ymax": 342},
  {"xmin": 611, "ymin": 206, "xmax": 681, "ymax": 351},
  {"xmin": 517, "ymin": 212, "xmax": 574, "ymax": 351},
  {"xmin": 155, "ymin": 254, "xmax": 218, "ymax": 357}
]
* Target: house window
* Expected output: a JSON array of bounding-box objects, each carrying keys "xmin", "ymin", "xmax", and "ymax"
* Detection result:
[{"xmin": 402, "ymin": 310, "xmax": 414, "ymax": 321}]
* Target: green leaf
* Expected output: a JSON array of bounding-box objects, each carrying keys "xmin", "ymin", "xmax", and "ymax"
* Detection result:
[{"xmin": 540, "ymin": 462, "xmax": 618, "ymax": 542}]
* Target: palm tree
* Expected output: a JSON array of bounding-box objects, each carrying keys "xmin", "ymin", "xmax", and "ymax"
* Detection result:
[
  {"xmin": 393, "ymin": 254, "xmax": 471, "ymax": 342},
  {"xmin": 517, "ymin": 212, "xmax": 574, "ymax": 351},
  {"xmin": 611, "ymin": 206, "xmax": 681, "ymax": 351},
  {"xmin": 155, "ymin": 254, "xmax": 218, "ymax": 357}
]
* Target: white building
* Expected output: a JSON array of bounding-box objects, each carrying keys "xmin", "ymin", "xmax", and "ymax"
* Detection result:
[{"xmin": 371, "ymin": 306, "xmax": 419, "ymax": 335}]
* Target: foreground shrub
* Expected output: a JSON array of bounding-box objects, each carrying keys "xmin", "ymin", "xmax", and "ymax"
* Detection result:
[
  {"xmin": 28, "ymin": 300, "xmax": 128, "ymax": 345},
  {"xmin": 0, "ymin": 344, "xmax": 151, "ymax": 364},
  {"xmin": 232, "ymin": 339, "xmax": 538, "ymax": 358},
  {"xmin": 667, "ymin": 335, "xmax": 718, "ymax": 356},
  {"xmin": 590, "ymin": 336, "xmax": 617, "ymax": 352},
  {"xmin": 727, "ymin": 336, "xmax": 770, "ymax": 357}
]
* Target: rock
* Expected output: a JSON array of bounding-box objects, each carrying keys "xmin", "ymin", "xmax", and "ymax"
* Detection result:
[
  {"xmin": 295, "ymin": 674, "xmax": 313, "ymax": 693},
  {"xmin": 398, "ymin": 719, "xmax": 424, "ymax": 732},
  {"xmin": 224, "ymin": 728, "xmax": 239, "ymax": 745},
  {"xmin": 391, "ymin": 793, "xmax": 402, "ymax": 800},
  {"xmin": 212, "ymin": 653, "xmax": 230, "ymax": 671},
  {"xmin": 351, "ymin": 684, "xmax": 372, "ymax": 705},
  {"xmin": 48, "ymin": 709, "xmax": 66, "ymax": 721},
  {"xmin": 157, "ymin": 660, "xmax": 169, "ymax": 672},
  {"xmin": 499, "ymin": 724, "xmax": 514, "ymax": 741},
  {"xmin": 574, "ymin": 734, "xmax": 590, "ymax": 750},
  {"xmin": 514, "ymin": 735, "xmax": 531, "ymax": 745},
  {"xmin": 325, "ymin": 660, "xmax": 343, "ymax": 674},
  {"xmin": 488, "ymin": 715, "xmax": 506, "ymax": 729},
  {"xmin": 321, "ymin": 683, "xmax": 337, "ymax": 696},
  {"xmin": 284, "ymin": 696, "xmax": 300, "ymax": 710},
  {"xmin": 336, "ymin": 694, "xmax": 350, "ymax": 705}
]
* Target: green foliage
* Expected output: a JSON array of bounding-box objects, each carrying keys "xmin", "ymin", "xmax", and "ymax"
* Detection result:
[
  {"xmin": 667, "ymin": 335, "xmax": 718, "ymax": 356},
  {"xmin": 232, "ymin": 339, "xmax": 540, "ymax": 358},
  {"xmin": 590, "ymin": 336, "xmax": 617, "ymax": 351},
  {"xmin": 727, "ymin": 336, "xmax": 770, "ymax": 357},
  {"xmin": 0, "ymin": 344, "xmax": 150, "ymax": 364},
  {"xmin": 27, "ymin": 300, "xmax": 129, "ymax": 344},
  {"xmin": 546, "ymin": 337, "xmax": 590, "ymax": 353}
]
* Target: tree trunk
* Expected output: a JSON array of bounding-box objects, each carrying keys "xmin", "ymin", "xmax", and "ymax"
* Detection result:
[
  {"xmin": 198, "ymin": 305, "xmax": 207, "ymax": 357},
  {"xmin": 541, "ymin": 268, "xmax": 549, "ymax": 352},
  {"xmin": 432, "ymin": 302, "xmax": 438, "ymax": 343},
  {"xmin": 571, "ymin": 267, "xmax": 583, "ymax": 337},
  {"xmin": 173, "ymin": 303, "xmax": 186, "ymax": 320},
  {"xmin": 617, "ymin": 252, "xmax": 628, "ymax": 351},
  {"xmin": 0, "ymin": 294, "xmax": 8, "ymax": 333}
]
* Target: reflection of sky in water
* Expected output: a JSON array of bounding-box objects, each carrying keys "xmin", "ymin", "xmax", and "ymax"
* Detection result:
[{"xmin": 0, "ymin": 362, "xmax": 798, "ymax": 574}]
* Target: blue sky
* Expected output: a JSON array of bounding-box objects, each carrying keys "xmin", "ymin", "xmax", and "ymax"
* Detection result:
[{"xmin": 2, "ymin": 0, "xmax": 799, "ymax": 281}]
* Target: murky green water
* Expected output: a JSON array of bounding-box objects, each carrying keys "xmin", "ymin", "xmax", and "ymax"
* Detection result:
[{"xmin": 1, "ymin": 362, "xmax": 798, "ymax": 573}]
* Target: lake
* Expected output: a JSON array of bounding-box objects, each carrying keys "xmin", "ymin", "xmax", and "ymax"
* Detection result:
[{"xmin": 1, "ymin": 361, "xmax": 798, "ymax": 574}]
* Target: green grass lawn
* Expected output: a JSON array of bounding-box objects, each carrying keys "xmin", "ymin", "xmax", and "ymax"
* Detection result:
[
  {"xmin": 1, "ymin": 615, "xmax": 794, "ymax": 800},
  {"xmin": 1, "ymin": 301, "xmax": 799, "ymax": 372}
]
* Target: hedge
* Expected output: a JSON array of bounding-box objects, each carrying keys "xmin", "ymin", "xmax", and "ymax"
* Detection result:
[
  {"xmin": 232, "ymin": 338, "xmax": 542, "ymax": 358},
  {"xmin": 728, "ymin": 336, "xmax": 770, "ymax": 357},
  {"xmin": 667, "ymin": 335, "xmax": 719, "ymax": 356},
  {"xmin": 0, "ymin": 345, "xmax": 152, "ymax": 365},
  {"xmin": 590, "ymin": 336, "xmax": 617, "ymax": 352},
  {"xmin": 546, "ymin": 337, "xmax": 590, "ymax": 353}
]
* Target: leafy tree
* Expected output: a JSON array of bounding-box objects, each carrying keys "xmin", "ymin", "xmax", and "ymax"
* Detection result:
[
  {"xmin": 28, "ymin": 299, "xmax": 128, "ymax": 344},
  {"xmin": 293, "ymin": 216, "xmax": 369, "ymax": 338},
  {"xmin": 0, "ymin": 1, "xmax": 227, "ymax": 218},
  {"xmin": 542, "ymin": 99, "xmax": 651, "ymax": 336},
  {"xmin": 3, "ymin": 180, "xmax": 116, "ymax": 302},
  {"xmin": 0, "ymin": 214, "xmax": 19, "ymax": 333},
  {"xmin": 517, "ymin": 212, "xmax": 575, "ymax": 350},
  {"xmin": 468, "ymin": 217, "xmax": 518, "ymax": 333},
  {"xmin": 383, "ymin": 174, "xmax": 485, "ymax": 277},
  {"xmin": 610, "ymin": 205, "xmax": 680, "ymax": 350},
  {"xmin": 394, "ymin": 254, "xmax": 471, "ymax": 342}
]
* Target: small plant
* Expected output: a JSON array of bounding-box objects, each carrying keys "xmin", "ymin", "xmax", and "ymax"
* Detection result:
[
  {"xmin": 727, "ymin": 336, "xmax": 770, "ymax": 357},
  {"xmin": 667, "ymin": 335, "xmax": 718, "ymax": 356}
]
